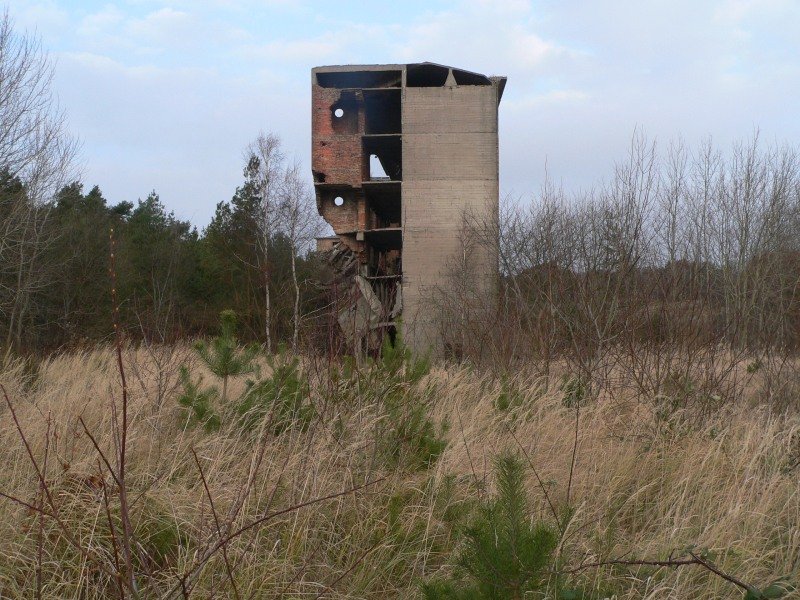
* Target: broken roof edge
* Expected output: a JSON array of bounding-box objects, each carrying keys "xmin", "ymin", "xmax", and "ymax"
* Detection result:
[
  {"xmin": 314, "ymin": 61, "xmax": 497, "ymax": 74},
  {"xmin": 490, "ymin": 76, "xmax": 508, "ymax": 102},
  {"xmin": 312, "ymin": 62, "xmax": 505, "ymax": 79},
  {"xmin": 312, "ymin": 62, "xmax": 507, "ymax": 103},
  {"xmin": 312, "ymin": 64, "xmax": 405, "ymax": 74}
]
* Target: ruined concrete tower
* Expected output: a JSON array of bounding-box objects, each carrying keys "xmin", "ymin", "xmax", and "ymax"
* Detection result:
[{"xmin": 312, "ymin": 62, "xmax": 506, "ymax": 354}]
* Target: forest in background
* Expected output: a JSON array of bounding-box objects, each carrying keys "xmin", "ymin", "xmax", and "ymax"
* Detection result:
[
  {"xmin": 5, "ymin": 131, "xmax": 800, "ymax": 366},
  {"xmin": 1, "ymin": 152, "xmax": 327, "ymax": 355}
]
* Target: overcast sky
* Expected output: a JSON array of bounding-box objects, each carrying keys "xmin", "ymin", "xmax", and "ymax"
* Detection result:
[{"xmin": 8, "ymin": 0, "xmax": 800, "ymax": 224}]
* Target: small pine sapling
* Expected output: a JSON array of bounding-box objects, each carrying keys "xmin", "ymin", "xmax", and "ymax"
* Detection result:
[
  {"xmin": 236, "ymin": 345, "xmax": 313, "ymax": 433},
  {"xmin": 193, "ymin": 309, "xmax": 259, "ymax": 404},
  {"xmin": 177, "ymin": 366, "xmax": 220, "ymax": 432},
  {"xmin": 423, "ymin": 453, "xmax": 558, "ymax": 599}
]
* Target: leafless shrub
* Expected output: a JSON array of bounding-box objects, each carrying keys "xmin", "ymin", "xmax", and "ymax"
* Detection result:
[{"xmin": 439, "ymin": 133, "xmax": 800, "ymax": 416}]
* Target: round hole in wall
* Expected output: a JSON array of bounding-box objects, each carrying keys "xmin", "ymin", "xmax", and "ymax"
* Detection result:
[
  {"xmin": 333, "ymin": 108, "xmax": 344, "ymax": 118},
  {"xmin": 333, "ymin": 196, "xmax": 344, "ymax": 206}
]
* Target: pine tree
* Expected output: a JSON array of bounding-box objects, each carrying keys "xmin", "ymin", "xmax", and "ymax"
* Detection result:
[
  {"xmin": 176, "ymin": 366, "xmax": 220, "ymax": 432},
  {"xmin": 423, "ymin": 453, "xmax": 558, "ymax": 599},
  {"xmin": 193, "ymin": 310, "xmax": 258, "ymax": 404}
]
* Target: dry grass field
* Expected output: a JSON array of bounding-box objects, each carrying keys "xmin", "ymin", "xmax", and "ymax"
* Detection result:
[{"xmin": 0, "ymin": 345, "xmax": 798, "ymax": 598}]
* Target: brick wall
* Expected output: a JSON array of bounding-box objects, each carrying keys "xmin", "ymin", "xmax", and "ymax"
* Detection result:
[
  {"xmin": 311, "ymin": 87, "xmax": 366, "ymax": 186},
  {"xmin": 318, "ymin": 190, "xmax": 366, "ymax": 234}
]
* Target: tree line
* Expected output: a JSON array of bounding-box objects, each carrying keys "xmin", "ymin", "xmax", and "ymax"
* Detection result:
[{"xmin": 0, "ymin": 143, "xmax": 326, "ymax": 355}]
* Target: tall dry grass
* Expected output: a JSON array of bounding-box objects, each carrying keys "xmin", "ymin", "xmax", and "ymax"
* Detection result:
[{"xmin": 0, "ymin": 346, "xmax": 798, "ymax": 598}]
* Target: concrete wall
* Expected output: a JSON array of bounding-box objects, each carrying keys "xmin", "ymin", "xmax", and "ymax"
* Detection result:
[{"xmin": 401, "ymin": 84, "xmax": 501, "ymax": 354}]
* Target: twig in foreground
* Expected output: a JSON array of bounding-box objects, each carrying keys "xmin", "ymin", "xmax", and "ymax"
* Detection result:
[{"xmin": 564, "ymin": 552, "xmax": 752, "ymax": 593}]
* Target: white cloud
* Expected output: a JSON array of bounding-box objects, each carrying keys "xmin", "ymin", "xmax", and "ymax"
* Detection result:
[
  {"xmin": 125, "ymin": 0, "xmax": 302, "ymax": 9},
  {"xmin": 511, "ymin": 29, "xmax": 560, "ymax": 68},
  {"xmin": 12, "ymin": 0, "xmax": 69, "ymax": 38},
  {"xmin": 237, "ymin": 35, "xmax": 343, "ymax": 63},
  {"xmin": 77, "ymin": 5, "xmax": 125, "ymax": 36},
  {"xmin": 125, "ymin": 7, "xmax": 192, "ymax": 42},
  {"xmin": 715, "ymin": 0, "xmax": 799, "ymax": 21},
  {"xmin": 380, "ymin": 2, "xmax": 574, "ymax": 85},
  {"xmin": 72, "ymin": 3, "xmax": 252, "ymax": 61},
  {"xmin": 469, "ymin": 0, "xmax": 531, "ymax": 12}
]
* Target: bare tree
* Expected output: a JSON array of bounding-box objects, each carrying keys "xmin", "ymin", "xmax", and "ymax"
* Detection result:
[
  {"xmin": 278, "ymin": 160, "xmax": 323, "ymax": 352},
  {"xmin": 244, "ymin": 132, "xmax": 323, "ymax": 352},
  {"xmin": 244, "ymin": 133, "xmax": 284, "ymax": 353},
  {"xmin": 0, "ymin": 11, "xmax": 79, "ymax": 351},
  {"xmin": 446, "ymin": 132, "xmax": 800, "ymax": 417}
]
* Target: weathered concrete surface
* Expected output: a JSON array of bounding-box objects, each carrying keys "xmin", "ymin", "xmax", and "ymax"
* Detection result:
[
  {"xmin": 401, "ymin": 85, "xmax": 501, "ymax": 353},
  {"xmin": 311, "ymin": 62, "xmax": 505, "ymax": 355}
]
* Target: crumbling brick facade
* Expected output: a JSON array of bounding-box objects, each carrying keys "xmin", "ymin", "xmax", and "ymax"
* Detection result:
[{"xmin": 311, "ymin": 62, "xmax": 506, "ymax": 354}]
